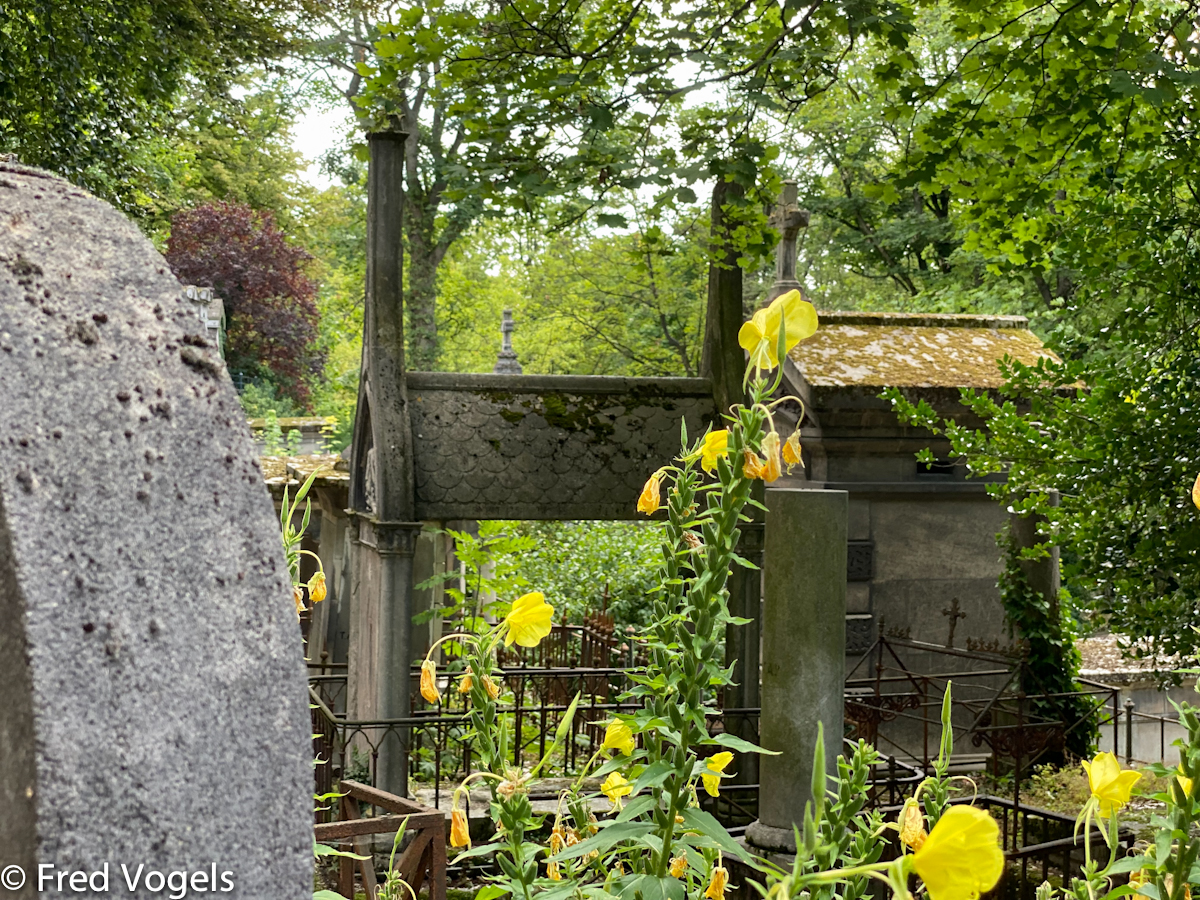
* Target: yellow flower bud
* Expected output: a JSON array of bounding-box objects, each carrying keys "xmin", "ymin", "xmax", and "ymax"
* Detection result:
[
  {"xmin": 420, "ymin": 659, "xmax": 441, "ymax": 704},
  {"xmin": 307, "ymin": 569, "xmax": 327, "ymax": 604}
]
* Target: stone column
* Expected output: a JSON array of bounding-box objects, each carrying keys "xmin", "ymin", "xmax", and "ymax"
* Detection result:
[{"xmin": 746, "ymin": 489, "xmax": 847, "ymax": 853}]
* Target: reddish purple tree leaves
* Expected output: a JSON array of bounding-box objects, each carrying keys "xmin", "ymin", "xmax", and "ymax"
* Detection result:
[{"xmin": 165, "ymin": 201, "xmax": 322, "ymax": 405}]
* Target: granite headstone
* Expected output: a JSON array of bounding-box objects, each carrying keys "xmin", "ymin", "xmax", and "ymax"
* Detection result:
[{"xmin": 0, "ymin": 163, "xmax": 311, "ymax": 898}]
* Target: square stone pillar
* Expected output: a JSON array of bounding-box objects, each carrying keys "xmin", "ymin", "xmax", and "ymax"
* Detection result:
[{"xmin": 746, "ymin": 489, "xmax": 847, "ymax": 852}]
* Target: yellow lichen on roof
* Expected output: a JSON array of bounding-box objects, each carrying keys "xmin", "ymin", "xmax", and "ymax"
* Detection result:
[
  {"xmin": 259, "ymin": 454, "xmax": 349, "ymax": 489},
  {"xmin": 788, "ymin": 311, "xmax": 1057, "ymax": 388}
]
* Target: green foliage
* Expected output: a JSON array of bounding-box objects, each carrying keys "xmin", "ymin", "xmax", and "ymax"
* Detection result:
[
  {"xmin": 0, "ymin": 0, "xmax": 297, "ymax": 214},
  {"xmin": 437, "ymin": 208, "xmax": 710, "ymax": 377}
]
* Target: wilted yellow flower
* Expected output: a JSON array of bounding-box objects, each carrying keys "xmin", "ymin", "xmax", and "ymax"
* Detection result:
[
  {"xmin": 700, "ymin": 430, "xmax": 730, "ymax": 473},
  {"xmin": 292, "ymin": 585, "xmax": 305, "ymax": 615},
  {"xmin": 760, "ymin": 431, "xmax": 782, "ymax": 482},
  {"xmin": 898, "ymin": 798, "xmax": 927, "ymax": 851},
  {"xmin": 602, "ymin": 720, "xmax": 636, "ymax": 756},
  {"xmin": 669, "ymin": 856, "xmax": 687, "ymax": 878},
  {"xmin": 484, "ymin": 675, "xmax": 502, "ymax": 699},
  {"xmin": 504, "ymin": 592, "xmax": 554, "ymax": 647},
  {"xmin": 613, "ymin": 862, "xmax": 624, "ymax": 876},
  {"xmin": 1083, "ymin": 751, "xmax": 1141, "ymax": 817},
  {"xmin": 701, "ymin": 752, "xmax": 734, "ymax": 797},
  {"xmin": 307, "ymin": 569, "xmax": 327, "ymax": 604},
  {"xmin": 547, "ymin": 860, "xmax": 561, "ymax": 881},
  {"xmin": 704, "ymin": 866, "xmax": 728, "ymax": 900},
  {"xmin": 782, "ymin": 432, "xmax": 803, "ymax": 472},
  {"xmin": 737, "ymin": 289, "xmax": 819, "ymax": 370},
  {"xmin": 601, "ymin": 772, "xmax": 632, "ymax": 810},
  {"xmin": 549, "ymin": 824, "xmax": 565, "ymax": 854},
  {"xmin": 458, "ymin": 673, "xmax": 473, "ymax": 694},
  {"xmin": 450, "ymin": 806, "xmax": 471, "ymax": 849},
  {"xmin": 638, "ymin": 472, "xmax": 662, "ymax": 515},
  {"xmin": 912, "ymin": 806, "xmax": 1003, "ymax": 900},
  {"xmin": 420, "ymin": 659, "xmax": 441, "ymax": 704},
  {"xmin": 742, "ymin": 449, "xmax": 767, "ymax": 480}
]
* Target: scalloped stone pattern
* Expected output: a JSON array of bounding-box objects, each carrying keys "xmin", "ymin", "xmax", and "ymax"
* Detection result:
[{"xmin": 408, "ymin": 373, "xmax": 715, "ymax": 520}]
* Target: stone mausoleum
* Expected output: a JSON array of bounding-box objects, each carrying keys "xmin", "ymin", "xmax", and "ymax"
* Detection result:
[{"xmin": 775, "ymin": 311, "xmax": 1057, "ymax": 662}]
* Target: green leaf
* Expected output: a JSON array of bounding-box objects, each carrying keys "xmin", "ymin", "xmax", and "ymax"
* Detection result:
[
  {"xmin": 631, "ymin": 759, "xmax": 675, "ymax": 795},
  {"xmin": 553, "ymin": 822, "xmax": 658, "ymax": 861},
  {"xmin": 709, "ymin": 733, "xmax": 779, "ymax": 755},
  {"xmin": 475, "ymin": 886, "xmax": 510, "ymax": 900},
  {"xmin": 678, "ymin": 809, "xmax": 750, "ymax": 861}
]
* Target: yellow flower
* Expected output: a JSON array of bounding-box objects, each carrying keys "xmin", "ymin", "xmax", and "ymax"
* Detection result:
[
  {"xmin": 701, "ymin": 752, "xmax": 734, "ymax": 797},
  {"xmin": 737, "ymin": 289, "xmax": 819, "ymax": 370},
  {"xmin": 704, "ymin": 866, "xmax": 728, "ymax": 900},
  {"xmin": 742, "ymin": 449, "xmax": 767, "ymax": 480},
  {"xmin": 504, "ymin": 592, "xmax": 554, "ymax": 647},
  {"xmin": 292, "ymin": 585, "xmax": 305, "ymax": 615},
  {"xmin": 307, "ymin": 569, "xmax": 327, "ymax": 604},
  {"xmin": 912, "ymin": 806, "xmax": 1003, "ymax": 900},
  {"xmin": 898, "ymin": 798, "xmax": 927, "ymax": 851},
  {"xmin": 782, "ymin": 432, "xmax": 803, "ymax": 472},
  {"xmin": 669, "ymin": 856, "xmax": 687, "ymax": 878},
  {"xmin": 601, "ymin": 772, "xmax": 632, "ymax": 811},
  {"xmin": 638, "ymin": 472, "xmax": 662, "ymax": 515},
  {"xmin": 457, "ymin": 673, "xmax": 473, "ymax": 694},
  {"xmin": 760, "ymin": 431, "xmax": 782, "ymax": 482},
  {"xmin": 602, "ymin": 720, "xmax": 636, "ymax": 756},
  {"xmin": 700, "ymin": 430, "xmax": 730, "ymax": 473},
  {"xmin": 450, "ymin": 806, "xmax": 471, "ymax": 849},
  {"xmin": 1175, "ymin": 765, "xmax": 1194, "ymax": 802},
  {"xmin": 484, "ymin": 675, "xmax": 502, "ymax": 699},
  {"xmin": 1193, "ymin": 471, "xmax": 1200, "ymax": 510},
  {"xmin": 420, "ymin": 659, "xmax": 441, "ymax": 704},
  {"xmin": 547, "ymin": 860, "xmax": 561, "ymax": 881},
  {"xmin": 1082, "ymin": 751, "xmax": 1141, "ymax": 817}
]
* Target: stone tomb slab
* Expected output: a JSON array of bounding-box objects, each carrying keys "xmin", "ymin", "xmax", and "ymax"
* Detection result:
[{"xmin": 0, "ymin": 164, "xmax": 311, "ymax": 898}]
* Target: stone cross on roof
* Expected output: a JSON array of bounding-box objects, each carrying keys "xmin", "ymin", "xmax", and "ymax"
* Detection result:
[
  {"xmin": 768, "ymin": 180, "xmax": 810, "ymax": 301},
  {"xmin": 493, "ymin": 308, "xmax": 523, "ymax": 374}
]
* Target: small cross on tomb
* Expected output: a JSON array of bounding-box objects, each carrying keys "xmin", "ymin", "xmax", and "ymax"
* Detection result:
[
  {"xmin": 941, "ymin": 597, "xmax": 966, "ymax": 649},
  {"xmin": 767, "ymin": 180, "xmax": 810, "ymax": 301}
]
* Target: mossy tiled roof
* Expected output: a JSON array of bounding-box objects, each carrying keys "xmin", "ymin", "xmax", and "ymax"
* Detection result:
[
  {"xmin": 789, "ymin": 311, "xmax": 1057, "ymax": 388},
  {"xmin": 260, "ymin": 454, "xmax": 349, "ymax": 491}
]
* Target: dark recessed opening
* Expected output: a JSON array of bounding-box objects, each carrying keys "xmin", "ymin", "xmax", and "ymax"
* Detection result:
[{"xmin": 917, "ymin": 459, "xmax": 956, "ymax": 478}]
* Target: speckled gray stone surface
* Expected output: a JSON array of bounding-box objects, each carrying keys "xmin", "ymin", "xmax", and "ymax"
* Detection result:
[
  {"xmin": 0, "ymin": 164, "xmax": 311, "ymax": 898},
  {"xmin": 408, "ymin": 372, "xmax": 715, "ymax": 520}
]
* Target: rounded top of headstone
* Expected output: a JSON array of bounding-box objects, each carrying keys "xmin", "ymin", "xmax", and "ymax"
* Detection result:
[{"xmin": 0, "ymin": 164, "xmax": 311, "ymax": 894}]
